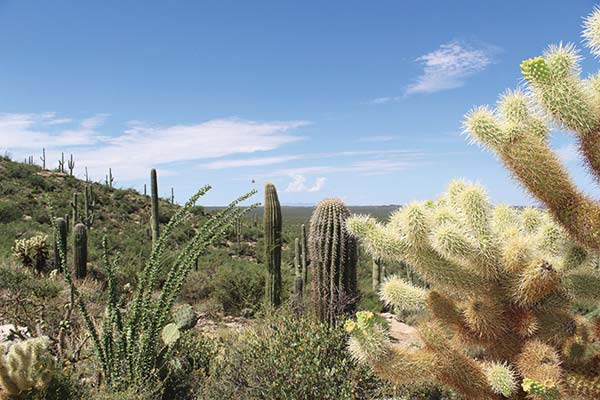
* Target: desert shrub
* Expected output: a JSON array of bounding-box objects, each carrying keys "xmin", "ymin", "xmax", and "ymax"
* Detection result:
[
  {"xmin": 0, "ymin": 200, "xmax": 22, "ymax": 223},
  {"xmin": 211, "ymin": 260, "xmax": 264, "ymax": 315},
  {"xmin": 201, "ymin": 309, "xmax": 393, "ymax": 400},
  {"xmin": 161, "ymin": 331, "xmax": 220, "ymax": 400}
]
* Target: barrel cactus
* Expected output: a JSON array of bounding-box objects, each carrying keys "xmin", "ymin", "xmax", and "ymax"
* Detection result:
[
  {"xmin": 263, "ymin": 183, "xmax": 282, "ymax": 307},
  {"xmin": 309, "ymin": 198, "xmax": 357, "ymax": 326},
  {"xmin": 73, "ymin": 223, "xmax": 87, "ymax": 279},
  {"xmin": 346, "ymin": 180, "xmax": 600, "ymax": 399}
]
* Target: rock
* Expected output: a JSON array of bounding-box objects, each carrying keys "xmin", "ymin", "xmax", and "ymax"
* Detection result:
[
  {"xmin": 22, "ymin": 215, "xmax": 32, "ymax": 221},
  {"xmin": 380, "ymin": 312, "xmax": 422, "ymax": 349}
]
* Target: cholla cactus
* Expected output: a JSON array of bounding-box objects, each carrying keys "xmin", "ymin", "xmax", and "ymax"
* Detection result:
[
  {"xmin": 346, "ymin": 180, "xmax": 600, "ymax": 399},
  {"xmin": 0, "ymin": 336, "xmax": 55, "ymax": 398},
  {"xmin": 12, "ymin": 235, "xmax": 49, "ymax": 273},
  {"xmin": 463, "ymin": 7, "xmax": 600, "ymax": 252}
]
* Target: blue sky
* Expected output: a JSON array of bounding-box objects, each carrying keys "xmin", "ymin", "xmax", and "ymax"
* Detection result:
[{"xmin": 1, "ymin": 0, "xmax": 598, "ymax": 205}]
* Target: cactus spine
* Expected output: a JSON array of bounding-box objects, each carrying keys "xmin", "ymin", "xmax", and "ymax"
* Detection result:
[
  {"xmin": 54, "ymin": 217, "xmax": 67, "ymax": 272},
  {"xmin": 150, "ymin": 168, "xmax": 160, "ymax": 246},
  {"xmin": 264, "ymin": 183, "xmax": 282, "ymax": 307},
  {"xmin": 300, "ymin": 223, "xmax": 309, "ymax": 288},
  {"xmin": 309, "ymin": 198, "xmax": 358, "ymax": 326},
  {"xmin": 73, "ymin": 223, "xmax": 87, "ymax": 279}
]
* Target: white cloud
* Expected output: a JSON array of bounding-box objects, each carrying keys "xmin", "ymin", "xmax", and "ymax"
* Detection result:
[
  {"xmin": 365, "ymin": 96, "xmax": 401, "ymax": 105},
  {"xmin": 203, "ymin": 155, "xmax": 303, "ymax": 169},
  {"xmin": 285, "ymin": 175, "xmax": 327, "ymax": 192},
  {"xmin": 0, "ymin": 112, "xmax": 309, "ymax": 181},
  {"xmin": 405, "ymin": 40, "xmax": 495, "ymax": 95}
]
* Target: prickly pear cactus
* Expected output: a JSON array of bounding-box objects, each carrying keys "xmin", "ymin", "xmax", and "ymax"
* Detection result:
[{"xmin": 173, "ymin": 304, "xmax": 197, "ymax": 330}]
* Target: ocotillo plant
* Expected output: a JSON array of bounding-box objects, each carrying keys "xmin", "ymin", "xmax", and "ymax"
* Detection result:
[
  {"xmin": 464, "ymin": 7, "xmax": 600, "ymax": 253},
  {"xmin": 71, "ymin": 192, "xmax": 78, "ymax": 227},
  {"xmin": 53, "ymin": 217, "xmax": 67, "ymax": 272},
  {"xmin": 50, "ymin": 185, "xmax": 257, "ymax": 389},
  {"xmin": 264, "ymin": 183, "xmax": 282, "ymax": 307},
  {"xmin": 346, "ymin": 180, "xmax": 600, "ymax": 400},
  {"xmin": 83, "ymin": 184, "xmax": 95, "ymax": 229},
  {"xmin": 150, "ymin": 168, "xmax": 160, "ymax": 246},
  {"xmin": 309, "ymin": 198, "xmax": 358, "ymax": 326},
  {"xmin": 293, "ymin": 237, "xmax": 303, "ymax": 300},
  {"xmin": 300, "ymin": 223, "xmax": 309, "ymax": 288},
  {"xmin": 73, "ymin": 223, "xmax": 87, "ymax": 279},
  {"xmin": 68, "ymin": 154, "xmax": 74, "ymax": 176},
  {"xmin": 40, "ymin": 148, "xmax": 45, "ymax": 170},
  {"xmin": 106, "ymin": 167, "xmax": 114, "ymax": 188}
]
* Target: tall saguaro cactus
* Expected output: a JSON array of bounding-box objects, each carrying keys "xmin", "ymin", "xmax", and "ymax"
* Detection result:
[
  {"xmin": 83, "ymin": 185, "xmax": 95, "ymax": 229},
  {"xmin": 309, "ymin": 198, "xmax": 357, "ymax": 326},
  {"xmin": 150, "ymin": 168, "xmax": 160, "ymax": 246},
  {"xmin": 53, "ymin": 217, "xmax": 67, "ymax": 272},
  {"xmin": 67, "ymin": 154, "xmax": 75, "ymax": 176},
  {"xmin": 264, "ymin": 183, "xmax": 282, "ymax": 307},
  {"xmin": 71, "ymin": 192, "xmax": 78, "ymax": 227},
  {"xmin": 300, "ymin": 223, "xmax": 309, "ymax": 288},
  {"xmin": 464, "ymin": 8, "xmax": 600, "ymax": 252},
  {"xmin": 293, "ymin": 237, "xmax": 303, "ymax": 300},
  {"xmin": 73, "ymin": 223, "xmax": 87, "ymax": 279}
]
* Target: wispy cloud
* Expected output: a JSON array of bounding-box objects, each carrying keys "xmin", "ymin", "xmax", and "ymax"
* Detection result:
[
  {"xmin": 0, "ymin": 113, "xmax": 309, "ymax": 181},
  {"xmin": 405, "ymin": 40, "xmax": 495, "ymax": 95},
  {"xmin": 364, "ymin": 96, "xmax": 401, "ymax": 105},
  {"xmin": 285, "ymin": 175, "xmax": 326, "ymax": 193},
  {"xmin": 203, "ymin": 155, "xmax": 303, "ymax": 169}
]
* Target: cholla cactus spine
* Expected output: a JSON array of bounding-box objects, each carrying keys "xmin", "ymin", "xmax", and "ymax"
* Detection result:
[
  {"xmin": 309, "ymin": 198, "xmax": 358, "ymax": 326},
  {"xmin": 73, "ymin": 223, "xmax": 87, "ymax": 279},
  {"xmin": 264, "ymin": 183, "xmax": 282, "ymax": 307}
]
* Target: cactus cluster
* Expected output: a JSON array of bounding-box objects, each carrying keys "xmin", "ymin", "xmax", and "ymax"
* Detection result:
[
  {"xmin": 12, "ymin": 235, "xmax": 49, "ymax": 273},
  {"xmin": 0, "ymin": 336, "xmax": 55, "ymax": 397},
  {"xmin": 346, "ymin": 180, "xmax": 600, "ymax": 399},
  {"xmin": 264, "ymin": 183, "xmax": 282, "ymax": 307},
  {"xmin": 309, "ymin": 198, "xmax": 357, "ymax": 326}
]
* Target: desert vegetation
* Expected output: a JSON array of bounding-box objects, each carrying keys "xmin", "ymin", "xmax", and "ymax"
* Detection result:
[{"xmin": 5, "ymin": 5, "xmax": 600, "ymax": 400}]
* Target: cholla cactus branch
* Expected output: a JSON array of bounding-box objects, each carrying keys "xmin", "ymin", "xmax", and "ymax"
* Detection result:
[{"xmin": 346, "ymin": 180, "xmax": 600, "ymax": 400}]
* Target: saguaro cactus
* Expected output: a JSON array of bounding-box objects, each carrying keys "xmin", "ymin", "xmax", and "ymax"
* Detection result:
[
  {"xmin": 300, "ymin": 223, "xmax": 309, "ymax": 287},
  {"xmin": 309, "ymin": 198, "xmax": 358, "ymax": 326},
  {"xmin": 150, "ymin": 168, "xmax": 160, "ymax": 246},
  {"xmin": 73, "ymin": 223, "xmax": 87, "ymax": 279},
  {"xmin": 293, "ymin": 237, "xmax": 303, "ymax": 301},
  {"xmin": 464, "ymin": 8, "xmax": 600, "ymax": 253},
  {"xmin": 106, "ymin": 168, "xmax": 114, "ymax": 188},
  {"xmin": 346, "ymin": 180, "xmax": 600, "ymax": 400},
  {"xmin": 71, "ymin": 192, "xmax": 78, "ymax": 227},
  {"xmin": 68, "ymin": 154, "xmax": 75, "ymax": 176},
  {"xmin": 83, "ymin": 184, "xmax": 95, "ymax": 229},
  {"xmin": 372, "ymin": 257, "xmax": 382, "ymax": 291},
  {"xmin": 54, "ymin": 217, "xmax": 67, "ymax": 272},
  {"xmin": 58, "ymin": 152, "xmax": 65, "ymax": 173},
  {"xmin": 40, "ymin": 148, "xmax": 46, "ymax": 170},
  {"xmin": 264, "ymin": 183, "xmax": 282, "ymax": 307}
]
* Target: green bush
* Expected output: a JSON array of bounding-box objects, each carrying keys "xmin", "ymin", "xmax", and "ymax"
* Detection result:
[
  {"xmin": 201, "ymin": 309, "xmax": 393, "ymax": 400},
  {"xmin": 0, "ymin": 200, "xmax": 22, "ymax": 223}
]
